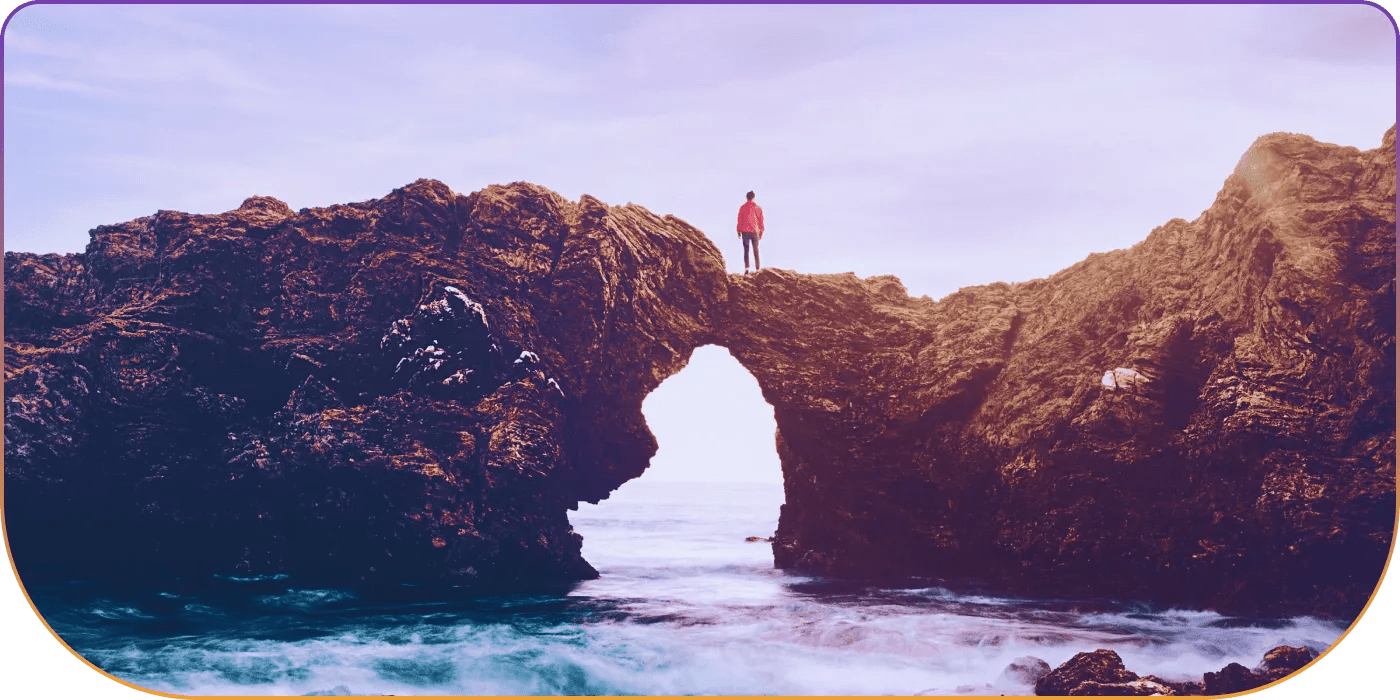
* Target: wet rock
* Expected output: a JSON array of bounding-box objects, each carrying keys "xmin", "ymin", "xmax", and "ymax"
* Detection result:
[
  {"xmin": 1142, "ymin": 675, "xmax": 1200, "ymax": 696},
  {"xmin": 1035, "ymin": 649, "xmax": 1139, "ymax": 696},
  {"xmin": 953, "ymin": 683, "xmax": 993, "ymax": 694},
  {"xmin": 1069, "ymin": 679, "xmax": 1179, "ymax": 696},
  {"xmin": 1197, "ymin": 644, "xmax": 1318, "ymax": 695},
  {"xmin": 1201, "ymin": 662, "xmax": 1259, "ymax": 696},
  {"xmin": 1038, "ymin": 644, "xmax": 1321, "ymax": 696},
  {"xmin": 1257, "ymin": 644, "xmax": 1317, "ymax": 678},
  {"xmin": 1035, "ymin": 652, "xmax": 1181, "ymax": 695},
  {"xmin": 999, "ymin": 656, "xmax": 1052, "ymax": 686}
]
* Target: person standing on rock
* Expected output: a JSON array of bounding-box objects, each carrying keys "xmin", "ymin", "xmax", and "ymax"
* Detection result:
[{"xmin": 736, "ymin": 191, "xmax": 765, "ymax": 274}]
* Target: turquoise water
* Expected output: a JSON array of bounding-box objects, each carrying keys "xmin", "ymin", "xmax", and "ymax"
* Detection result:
[{"xmin": 30, "ymin": 480, "xmax": 1344, "ymax": 695}]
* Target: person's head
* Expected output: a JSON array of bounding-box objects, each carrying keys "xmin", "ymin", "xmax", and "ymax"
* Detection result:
[{"xmin": 746, "ymin": 191, "xmax": 755, "ymax": 201}]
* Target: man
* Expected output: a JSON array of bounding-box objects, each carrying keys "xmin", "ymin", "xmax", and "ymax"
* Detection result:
[{"xmin": 736, "ymin": 190, "xmax": 764, "ymax": 274}]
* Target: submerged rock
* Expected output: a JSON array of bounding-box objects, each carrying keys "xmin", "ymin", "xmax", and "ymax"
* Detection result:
[
  {"xmin": 999, "ymin": 656, "xmax": 1052, "ymax": 687},
  {"xmin": 5, "ymin": 127, "xmax": 1394, "ymax": 616}
]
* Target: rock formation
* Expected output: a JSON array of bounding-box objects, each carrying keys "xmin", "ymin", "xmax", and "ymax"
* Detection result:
[
  {"xmin": 5, "ymin": 126, "xmax": 1394, "ymax": 616},
  {"xmin": 1032, "ymin": 645, "xmax": 1319, "ymax": 696},
  {"xmin": 1033, "ymin": 649, "xmax": 1173, "ymax": 696},
  {"xmin": 5, "ymin": 181, "xmax": 729, "ymax": 591},
  {"xmin": 721, "ymin": 126, "xmax": 1396, "ymax": 617},
  {"xmin": 999, "ymin": 656, "xmax": 1052, "ymax": 688}
]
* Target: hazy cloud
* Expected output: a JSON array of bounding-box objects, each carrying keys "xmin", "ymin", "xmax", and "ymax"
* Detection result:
[{"xmin": 2, "ymin": 2, "xmax": 1395, "ymax": 493}]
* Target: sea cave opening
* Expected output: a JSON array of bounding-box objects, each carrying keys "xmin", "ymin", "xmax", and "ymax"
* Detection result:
[{"xmin": 570, "ymin": 345, "xmax": 785, "ymax": 576}]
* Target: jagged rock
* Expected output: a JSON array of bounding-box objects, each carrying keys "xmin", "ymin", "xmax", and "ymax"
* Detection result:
[
  {"xmin": 1201, "ymin": 662, "xmax": 1260, "ymax": 696},
  {"xmin": 1067, "ymin": 679, "xmax": 1179, "ymax": 696},
  {"xmin": 5, "ymin": 180, "xmax": 728, "ymax": 591},
  {"xmin": 722, "ymin": 126, "xmax": 1395, "ymax": 616},
  {"xmin": 1196, "ymin": 644, "xmax": 1319, "ymax": 694},
  {"xmin": 1256, "ymin": 644, "xmax": 1317, "ymax": 681},
  {"xmin": 1142, "ymin": 675, "xmax": 1201, "ymax": 696},
  {"xmin": 1035, "ymin": 649, "xmax": 1140, "ymax": 696},
  {"xmin": 4, "ymin": 127, "xmax": 1394, "ymax": 614},
  {"xmin": 1037, "ymin": 644, "xmax": 1321, "ymax": 696}
]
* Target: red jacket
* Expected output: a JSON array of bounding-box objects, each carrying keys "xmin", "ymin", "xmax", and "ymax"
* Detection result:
[{"xmin": 737, "ymin": 200, "xmax": 764, "ymax": 235}]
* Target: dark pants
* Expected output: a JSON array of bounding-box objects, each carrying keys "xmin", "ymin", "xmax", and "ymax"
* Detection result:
[{"xmin": 742, "ymin": 232, "xmax": 761, "ymax": 269}]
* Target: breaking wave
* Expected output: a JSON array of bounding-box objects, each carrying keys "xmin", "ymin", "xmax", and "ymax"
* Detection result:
[{"xmin": 30, "ymin": 481, "xmax": 1345, "ymax": 696}]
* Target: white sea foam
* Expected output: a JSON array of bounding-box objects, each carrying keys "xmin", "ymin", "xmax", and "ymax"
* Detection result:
[{"xmin": 43, "ymin": 480, "xmax": 1347, "ymax": 696}]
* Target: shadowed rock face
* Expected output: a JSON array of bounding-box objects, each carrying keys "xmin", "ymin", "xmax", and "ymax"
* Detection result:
[
  {"xmin": 5, "ymin": 181, "xmax": 728, "ymax": 591},
  {"xmin": 721, "ymin": 126, "xmax": 1396, "ymax": 617},
  {"xmin": 5, "ymin": 127, "xmax": 1394, "ymax": 615}
]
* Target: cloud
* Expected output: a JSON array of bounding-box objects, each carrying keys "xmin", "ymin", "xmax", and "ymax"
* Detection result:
[
  {"xmin": 3, "ymin": 5, "xmax": 76, "ymax": 38},
  {"xmin": 610, "ymin": 5, "xmax": 865, "ymax": 88},
  {"xmin": 3, "ymin": 4, "xmax": 1392, "ymax": 275},
  {"xmin": 6, "ymin": 24, "xmax": 276, "ymax": 109},
  {"xmin": 1245, "ymin": 4, "xmax": 1396, "ymax": 66},
  {"xmin": 2, "ymin": 69, "xmax": 106, "ymax": 95}
]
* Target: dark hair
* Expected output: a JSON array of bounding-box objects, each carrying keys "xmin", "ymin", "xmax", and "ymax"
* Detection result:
[{"xmin": 746, "ymin": 191, "xmax": 755, "ymax": 200}]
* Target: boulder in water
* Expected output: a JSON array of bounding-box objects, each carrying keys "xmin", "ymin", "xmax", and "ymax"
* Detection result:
[
  {"xmin": 1202, "ymin": 662, "xmax": 1259, "ymax": 695},
  {"xmin": 1035, "ymin": 649, "xmax": 1139, "ymax": 695},
  {"xmin": 999, "ymin": 655, "xmax": 1052, "ymax": 686},
  {"xmin": 1037, "ymin": 643, "xmax": 1322, "ymax": 696},
  {"xmin": 1199, "ymin": 644, "xmax": 1319, "ymax": 694},
  {"xmin": 1257, "ymin": 644, "xmax": 1317, "ymax": 679}
]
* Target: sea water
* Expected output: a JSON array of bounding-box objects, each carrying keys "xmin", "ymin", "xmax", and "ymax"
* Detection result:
[{"xmin": 28, "ymin": 480, "xmax": 1344, "ymax": 696}]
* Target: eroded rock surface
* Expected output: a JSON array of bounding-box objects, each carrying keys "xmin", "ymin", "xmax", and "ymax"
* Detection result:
[
  {"xmin": 5, "ymin": 181, "xmax": 728, "ymax": 590},
  {"xmin": 1033, "ymin": 649, "xmax": 1154, "ymax": 696},
  {"xmin": 5, "ymin": 127, "xmax": 1394, "ymax": 616},
  {"xmin": 1033, "ymin": 645, "xmax": 1318, "ymax": 696},
  {"xmin": 722, "ymin": 126, "xmax": 1396, "ymax": 616}
]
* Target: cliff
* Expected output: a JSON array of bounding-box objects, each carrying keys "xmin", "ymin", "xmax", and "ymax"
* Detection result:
[
  {"xmin": 724, "ymin": 126, "xmax": 1396, "ymax": 616},
  {"xmin": 5, "ymin": 126, "xmax": 1394, "ymax": 615},
  {"xmin": 5, "ymin": 182, "xmax": 728, "ymax": 591}
]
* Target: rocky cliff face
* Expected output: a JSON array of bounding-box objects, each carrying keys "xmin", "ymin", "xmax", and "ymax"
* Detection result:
[
  {"xmin": 721, "ymin": 126, "xmax": 1396, "ymax": 616},
  {"xmin": 5, "ymin": 127, "xmax": 1393, "ymax": 615},
  {"xmin": 5, "ymin": 181, "xmax": 728, "ymax": 591}
]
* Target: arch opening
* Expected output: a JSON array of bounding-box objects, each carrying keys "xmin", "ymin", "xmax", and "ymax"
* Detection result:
[{"xmin": 570, "ymin": 344, "xmax": 785, "ymax": 577}]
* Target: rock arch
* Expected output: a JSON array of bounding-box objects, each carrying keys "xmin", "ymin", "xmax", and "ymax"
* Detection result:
[{"xmin": 5, "ymin": 126, "xmax": 1395, "ymax": 617}]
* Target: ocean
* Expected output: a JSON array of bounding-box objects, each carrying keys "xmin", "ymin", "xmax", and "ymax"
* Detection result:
[{"xmin": 28, "ymin": 480, "xmax": 1344, "ymax": 696}]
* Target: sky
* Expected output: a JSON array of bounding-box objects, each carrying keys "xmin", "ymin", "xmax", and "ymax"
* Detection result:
[{"xmin": 1, "ymin": 3, "xmax": 1397, "ymax": 698}]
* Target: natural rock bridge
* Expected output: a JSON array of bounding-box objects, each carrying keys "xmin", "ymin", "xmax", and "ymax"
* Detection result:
[{"xmin": 5, "ymin": 126, "xmax": 1394, "ymax": 617}]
